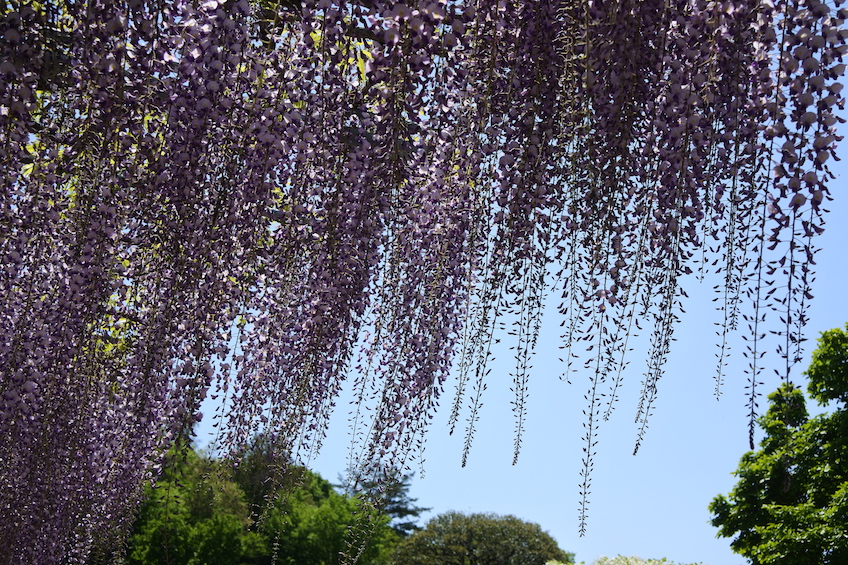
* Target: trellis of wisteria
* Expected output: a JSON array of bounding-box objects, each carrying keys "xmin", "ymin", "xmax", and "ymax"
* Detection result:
[{"xmin": 1, "ymin": 0, "xmax": 845, "ymax": 561}]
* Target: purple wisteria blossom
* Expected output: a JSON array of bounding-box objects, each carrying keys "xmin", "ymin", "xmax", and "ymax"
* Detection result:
[{"xmin": 0, "ymin": 0, "xmax": 845, "ymax": 561}]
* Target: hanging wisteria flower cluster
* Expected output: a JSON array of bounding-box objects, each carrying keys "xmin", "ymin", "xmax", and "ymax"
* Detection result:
[{"xmin": 1, "ymin": 0, "xmax": 845, "ymax": 560}]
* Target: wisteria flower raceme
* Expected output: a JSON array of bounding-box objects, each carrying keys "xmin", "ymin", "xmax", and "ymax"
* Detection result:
[{"xmin": 0, "ymin": 0, "xmax": 845, "ymax": 561}]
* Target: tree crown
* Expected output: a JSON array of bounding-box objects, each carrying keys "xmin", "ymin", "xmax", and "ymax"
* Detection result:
[{"xmin": 710, "ymin": 324, "xmax": 848, "ymax": 565}]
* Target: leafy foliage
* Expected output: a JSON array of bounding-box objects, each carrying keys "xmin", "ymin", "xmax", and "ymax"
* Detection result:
[
  {"xmin": 255, "ymin": 474, "xmax": 398, "ymax": 565},
  {"xmin": 591, "ymin": 557, "xmax": 704, "ymax": 565},
  {"xmin": 126, "ymin": 446, "xmax": 397, "ymax": 565},
  {"xmin": 342, "ymin": 472, "xmax": 430, "ymax": 538},
  {"xmin": 388, "ymin": 511, "xmax": 574, "ymax": 565},
  {"xmin": 127, "ymin": 447, "xmax": 265, "ymax": 565},
  {"xmin": 710, "ymin": 323, "xmax": 848, "ymax": 564}
]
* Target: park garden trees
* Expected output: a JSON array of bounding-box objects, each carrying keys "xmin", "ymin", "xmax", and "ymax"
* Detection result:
[
  {"xmin": 126, "ymin": 444, "xmax": 399, "ymax": 565},
  {"xmin": 126, "ymin": 446, "xmax": 265, "ymax": 565},
  {"xmin": 2, "ymin": 0, "xmax": 847, "ymax": 561},
  {"xmin": 388, "ymin": 512, "xmax": 574, "ymax": 565},
  {"xmin": 340, "ymin": 471, "xmax": 431, "ymax": 539},
  {"xmin": 591, "ymin": 558, "xmax": 705, "ymax": 565},
  {"xmin": 710, "ymin": 324, "xmax": 848, "ymax": 564}
]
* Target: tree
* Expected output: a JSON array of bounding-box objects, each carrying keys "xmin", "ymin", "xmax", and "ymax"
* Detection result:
[
  {"xmin": 253, "ymin": 469, "xmax": 399, "ymax": 565},
  {"xmin": 126, "ymin": 444, "xmax": 398, "ymax": 565},
  {"xmin": 228, "ymin": 433, "xmax": 305, "ymax": 519},
  {"xmin": 225, "ymin": 434, "xmax": 402, "ymax": 564},
  {"xmin": 388, "ymin": 511, "xmax": 574, "ymax": 565},
  {"xmin": 709, "ymin": 323, "xmax": 848, "ymax": 565},
  {"xmin": 2, "ymin": 0, "xmax": 847, "ymax": 561},
  {"xmin": 126, "ymin": 446, "xmax": 266, "ymax": 565},
  {"xmin": 341, "ymin": 471, "xmax": 430, "ymax": 538},
  {"xmin": 591, "ymin": 557, "xmax": 705, "ymax": 565}
]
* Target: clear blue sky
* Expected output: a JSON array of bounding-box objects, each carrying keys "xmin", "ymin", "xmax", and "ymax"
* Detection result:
[{"xmin": 197, "ymin": 158, "xmax": 848, "ymax": 565}]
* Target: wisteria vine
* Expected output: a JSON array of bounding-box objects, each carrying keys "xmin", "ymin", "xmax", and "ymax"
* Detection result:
[{"xmin": 1, "ymin": 0, "xmax": 845, "ymax": 561}]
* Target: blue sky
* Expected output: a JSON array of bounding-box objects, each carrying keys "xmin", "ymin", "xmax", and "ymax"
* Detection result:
[{"xmin": 197, "ymin": 158, "xmax": 848, "ymax": 565}]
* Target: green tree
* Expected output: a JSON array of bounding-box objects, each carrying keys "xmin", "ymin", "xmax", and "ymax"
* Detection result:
[
  {"xmin": 710, "ymin": 324, "xmax": 848, "ymax": 565},
  {"xmin": 258, "ymin": 470, "xmax": 399, "ymax": 565},
  {"xmin": 126, "ymin": 446, "xmax": 266, "ymax": 565},
  {"xmin": 388, "ymin": 512, "xmax": 574, "ymax": 565},
  {"xmin": 126, "ymin": 443, "xmax": 400, "ymax": 565},
  {"xmin": 225, "ymin": 434, "xmax": 402, "ymax": 564},
  {"xmin": 341, "ymin": 472, "xmax": 430, "ymax": 538},
  {"xmin": 591, "ymin": 557, "xmax": 704, "ymax": 565},
  {"xmin": 228, "ymin": 433, "xmax": 307, "ymax": 520}
]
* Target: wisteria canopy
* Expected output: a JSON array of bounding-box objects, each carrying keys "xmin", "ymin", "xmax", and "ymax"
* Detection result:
[{"xmin": 1, "ymin": 0, "xmax": 845, "ymax": 561}]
